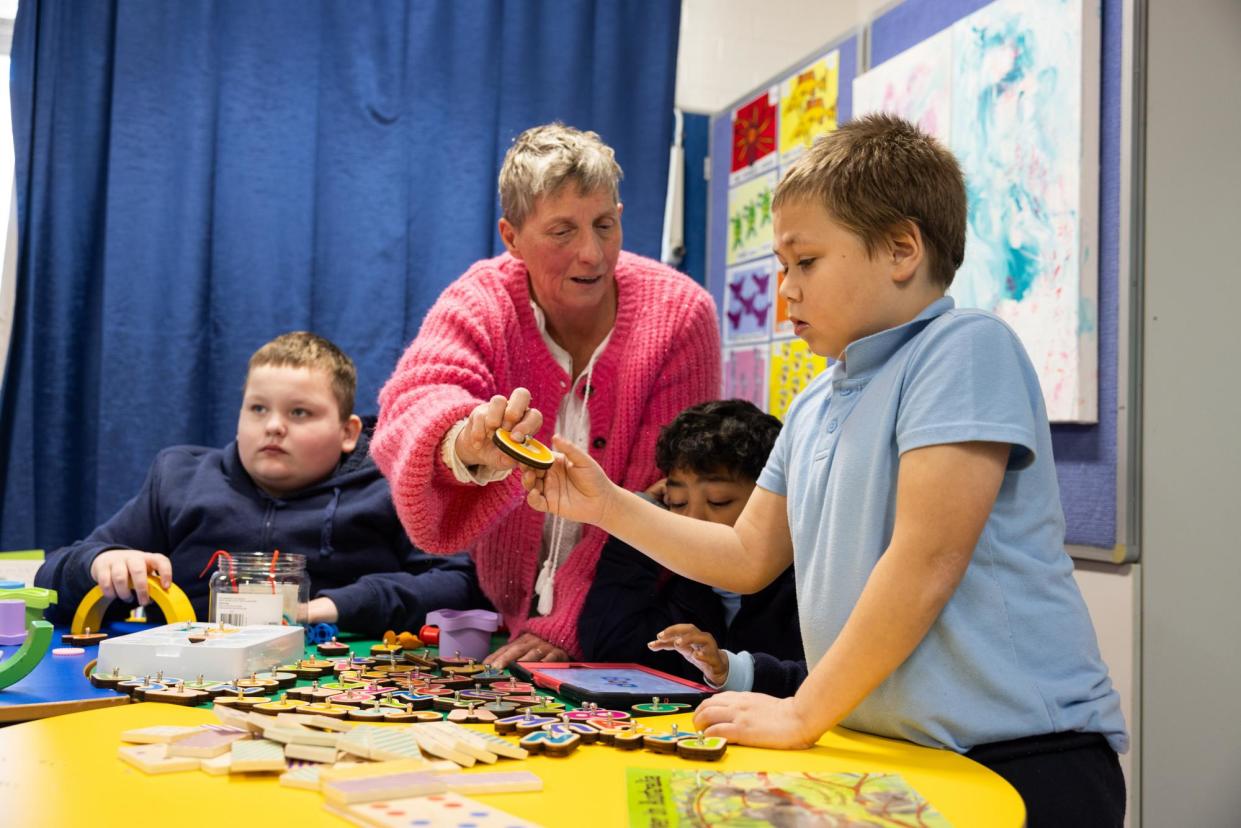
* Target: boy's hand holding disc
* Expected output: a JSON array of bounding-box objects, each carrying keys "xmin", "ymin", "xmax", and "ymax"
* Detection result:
[{"xmin": 522, "ymin": 436, "xmax": 616, "ymax": 527}]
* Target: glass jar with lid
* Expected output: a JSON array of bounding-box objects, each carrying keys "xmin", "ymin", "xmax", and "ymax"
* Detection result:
[{"xmin": 207, "ymin": 550, "xmax": 308, "ymax": 627}]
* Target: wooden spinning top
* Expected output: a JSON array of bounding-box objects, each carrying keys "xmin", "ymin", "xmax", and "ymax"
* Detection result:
[
  {"xmin": 346, "ymin": 700, "xmax": 389, "ymax": 722},
  {"xmin": 143, "ymin": 681, "xmax": 210, "ymax": 707},
  {"xmin": 252, "ymin": 695, "xmax": 309, "ymax": 716},
  {"xmin": 492, "ymin": 428, "xmax": 554, "ymax": 470},
  {"xmin": 632, "ymin": 696, "xmax": 691, "ymax": 716},
  {"xmin": 62, "ymin": 626, "xmax": 107, "ymax": 647},
  {"xmin": 89, "ymin": 666, "xmax": 134, "ymax": 689},
  {"xmin": 676, "ymin": 732, "xmax": 728, "ymax": 761},
  {"xmin": 316, "ymin": 636, "xmax": 350, "ymax": 657}
]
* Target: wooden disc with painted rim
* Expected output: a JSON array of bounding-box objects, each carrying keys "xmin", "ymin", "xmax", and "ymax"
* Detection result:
[{"xmin": 492, "ymin": 429, "xmax": 554, "ymax": 469}]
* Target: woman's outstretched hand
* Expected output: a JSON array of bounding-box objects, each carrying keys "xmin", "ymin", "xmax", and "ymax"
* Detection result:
[{"xmin": 522, "ymin": 435, "xmax": 618, "ymax": 528}]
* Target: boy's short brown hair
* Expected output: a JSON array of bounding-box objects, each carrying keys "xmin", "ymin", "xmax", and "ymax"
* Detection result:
[
  {"xmin": 247, "ymin": 332, "xmax": 356, "ymax": 419},
  {"xmin": 773, "ymin": 113, "xmax": 966, "ymax": 288}
]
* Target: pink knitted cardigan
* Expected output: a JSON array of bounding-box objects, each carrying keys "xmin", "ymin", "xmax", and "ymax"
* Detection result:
[{"xmin": 372, "ymin": 251, "xmax": 721, "ymax": 656}]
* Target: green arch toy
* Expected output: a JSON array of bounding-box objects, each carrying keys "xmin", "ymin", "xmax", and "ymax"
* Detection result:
[{"xmin": 0, "ymin": 587, "xmax": 57, "ymax": 690}]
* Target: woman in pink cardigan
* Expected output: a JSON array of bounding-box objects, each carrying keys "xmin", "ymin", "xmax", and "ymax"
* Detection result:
[{"xmin": 372, "ymin": 124, "xmax": 721, "ymax": 667}]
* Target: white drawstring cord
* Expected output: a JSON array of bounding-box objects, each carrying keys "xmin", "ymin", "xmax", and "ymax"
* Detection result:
[{"xmin": 534, "ymin": 359, "xmax": 596, "ymax": 616}]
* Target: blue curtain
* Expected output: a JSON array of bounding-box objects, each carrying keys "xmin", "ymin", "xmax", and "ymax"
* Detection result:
[{"xmin": 0, "ymin": 0, "xmax": 682, "ymax": 550}]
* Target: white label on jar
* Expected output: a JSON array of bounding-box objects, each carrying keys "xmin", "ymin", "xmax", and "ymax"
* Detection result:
[{"xmin": 214, "ymin": 592, "xmax": 283, "ymax": 626}]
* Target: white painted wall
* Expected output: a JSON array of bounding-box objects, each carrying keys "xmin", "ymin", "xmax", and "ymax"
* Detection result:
[
  {"xmin": 1141, "ymin": 1, "xmax": 1241, "ymax": 825},
  {"xmin": 676, "ymin": 0, "xmax": 886, "ymax": 113},
  {"xmin": 676, "ymin": 0, "xmax": 1141, "ymax": 822}
]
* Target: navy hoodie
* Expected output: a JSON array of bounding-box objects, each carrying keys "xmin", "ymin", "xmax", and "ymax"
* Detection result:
[
  {"xmin": 35, "ymin": 425, "xmax": 484, "ymax": 634},
  {"xmin": 579, "ymin": 535, "xmax": 807, "ymax": 697}
]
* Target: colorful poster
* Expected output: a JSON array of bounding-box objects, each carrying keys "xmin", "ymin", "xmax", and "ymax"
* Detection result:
[
  {"xmin": 626, "ymin": 768, "xmax": 952, "ymax": 828},
  {"xmin": 852, "ymin": 28, "xmax": 952, "ymax": 143},
  {"xmin": 729, "ymin": 88, "xmax": 779, "ymax": 186},
  {"xmin": 773, "ymin": 268, "xmax": 793, "ymax": 337},
  {"xmin": 949, "ymin": 0, "xmax": 1098, "ymax": 422},
  {"xmin": 723, "ymin": 259, "xmax": 774, "ymax": 343},
  {"xmin": 724, "ymin": 345, "xmax": 768, "ymax": 412},
  {"xmin": 726, "ymin": 171, "xmax": 777, "ymax": 266},
  {"xmin": 770, "ymin": 338, "xmax": 829, "ymax": 420},
  {"xmin": 779, "ymin": 51, "xmax": 840, "ymax": 163}
]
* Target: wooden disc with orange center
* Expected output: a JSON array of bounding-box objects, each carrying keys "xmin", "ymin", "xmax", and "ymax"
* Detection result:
[{"xmin": 492, "ymin": 429, "xmax": 554, "ymax": 470}]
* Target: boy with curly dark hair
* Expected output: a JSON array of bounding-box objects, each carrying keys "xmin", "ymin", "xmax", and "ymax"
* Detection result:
[{"xmin": 578, "ymin": 400, "xmax": 806, "ymax": 695}]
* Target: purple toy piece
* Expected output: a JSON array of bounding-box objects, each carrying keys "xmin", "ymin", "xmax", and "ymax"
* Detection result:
[
  {"xmin": 0, "ymin": 600, "xmax": 27, "ymax": 645},
  {"xmin": 425, "ymin": 608, "xmax": 499, "ymax": 662}
]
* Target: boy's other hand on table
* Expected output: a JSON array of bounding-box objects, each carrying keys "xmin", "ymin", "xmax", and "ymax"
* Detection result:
[
  {"xmin": 693, "ymin": 692, "xmax": 819, "ymax": 750},
  {"xmin": 306, "ymin": 596, "xmax": 339, "ymax": 624}
]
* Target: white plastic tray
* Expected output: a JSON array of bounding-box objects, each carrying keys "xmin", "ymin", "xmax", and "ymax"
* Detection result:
[{"xmin": 95, "ymin": 622, "xmax": 305, "ymax": 682}]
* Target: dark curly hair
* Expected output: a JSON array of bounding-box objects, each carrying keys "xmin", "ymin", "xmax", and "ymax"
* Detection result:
[{"xmin": 655, "ymin": 400, "xmax": 782, "ymax": 482}]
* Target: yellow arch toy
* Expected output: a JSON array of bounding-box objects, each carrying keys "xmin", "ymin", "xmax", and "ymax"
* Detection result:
[{"xmin": 71, "ymin": 576, "xmax": 196, "ymax": 635}]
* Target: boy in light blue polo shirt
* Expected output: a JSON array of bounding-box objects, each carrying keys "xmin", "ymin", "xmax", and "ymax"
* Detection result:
[{"xmin": 524, "ymin": 114, "xmax": 1127, "ymax": 827}]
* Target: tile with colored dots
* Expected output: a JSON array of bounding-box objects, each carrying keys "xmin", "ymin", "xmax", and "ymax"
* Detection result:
[{"xmin": 327, "ymin": 791, "xmax": 540, "ymax": 827}]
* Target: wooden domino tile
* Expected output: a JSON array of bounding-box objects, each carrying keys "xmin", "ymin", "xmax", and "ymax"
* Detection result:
[
  {"xmin": 165, "ymin": 725, "xmax": 250, "ymax": 758},
  {"xmin": 283, "ymin": 742, "xmax": 339, "ymax": 764},
  {"xmin": 229, "ymin": 739, "xmax": 287, "ymax": 773},
  {"xmin": 119, "ymin": 725, "xmax": 200, "ymax": 745},
  {"xmin": 438, "ymin": 770, "xmax": 543, "ymax": 795},
  {"xmin": 323, "ymin": 770, "xmax": 446, "ymax": 805},
  {"xmin": 262, "ymin": 724, "xmax": 342, "ymax": 749},
  {"xmin": 425, "ymin": 722, "xmax": 528, "ymax": 761},
  {"xmin": 117, "ymin": 744, "xmax": 200, "ymax": 775},
  {"xmin": 279, "ymin": 763, "xmax": 322, "ymax": 790}
]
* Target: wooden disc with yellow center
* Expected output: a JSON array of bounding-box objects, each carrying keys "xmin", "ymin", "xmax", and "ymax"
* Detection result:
[{"xmin": 492, "ymin": 428, "xmax": 554, "ymax": 469}]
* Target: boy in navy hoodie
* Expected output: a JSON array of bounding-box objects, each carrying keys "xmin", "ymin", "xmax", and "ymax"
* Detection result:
[
  {"xmin": 578, "ymin": 400, "xmax": 805, "ymax": 695},
  {"xmin": 36, "ymin": 332, "xmax": 481, "ymax": 634}
]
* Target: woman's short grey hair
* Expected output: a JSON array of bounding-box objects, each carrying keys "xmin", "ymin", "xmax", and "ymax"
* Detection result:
[{"xmin": 499, "ymin": 123, "xmax": 623, "ymax": 228}]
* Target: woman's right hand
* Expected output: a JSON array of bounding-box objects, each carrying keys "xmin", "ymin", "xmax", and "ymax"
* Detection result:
[
  {"xmin": 453, "ymin": 387, "xmax": 544, "ymax": 469},
  {"xmin": 522, "ymin": 435, "xmax": 619, "ymax": 528}
]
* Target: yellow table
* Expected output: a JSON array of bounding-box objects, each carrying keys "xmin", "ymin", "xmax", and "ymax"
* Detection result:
[{"xmin": 0, "ymin": 703, "xmax": 1024, "ymax": 827}]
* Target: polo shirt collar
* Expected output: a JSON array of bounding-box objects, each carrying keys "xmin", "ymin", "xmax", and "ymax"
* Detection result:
[{"xmin": 841, "ymin": 296, "xmax": 954, "ymax": 379}]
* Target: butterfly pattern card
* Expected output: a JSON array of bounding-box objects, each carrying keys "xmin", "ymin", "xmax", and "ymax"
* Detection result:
[{"xmin": 723, "ymin": 258, "xmax": 775, "ymax": 343}]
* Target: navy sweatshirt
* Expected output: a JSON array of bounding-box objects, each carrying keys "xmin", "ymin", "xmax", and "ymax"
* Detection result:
[
  {"xmin": 35, "ymin": 426, "xmax": 484, "ymax": 635},
  {"xmin": 578, "ymin": 535, "xmax": 808, "ymax": 697}
]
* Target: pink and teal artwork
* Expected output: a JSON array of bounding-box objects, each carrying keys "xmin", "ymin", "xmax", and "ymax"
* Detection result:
[
  {"xmin": 852, "ymin": 28, "xmax": 952, "ymax": 144},
  {"xmin": 853, "ymin": 0, "xmax": 1100, "ymax": 422},
  {"xmin": 950, "ymin": 0, "xmax": 1099, "ymax": 422}
]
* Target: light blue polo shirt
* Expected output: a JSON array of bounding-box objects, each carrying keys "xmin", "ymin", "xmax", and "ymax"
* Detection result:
[{"xmin": 758, "ymin": 297, "xmax": 1128, "ymax": 753}]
